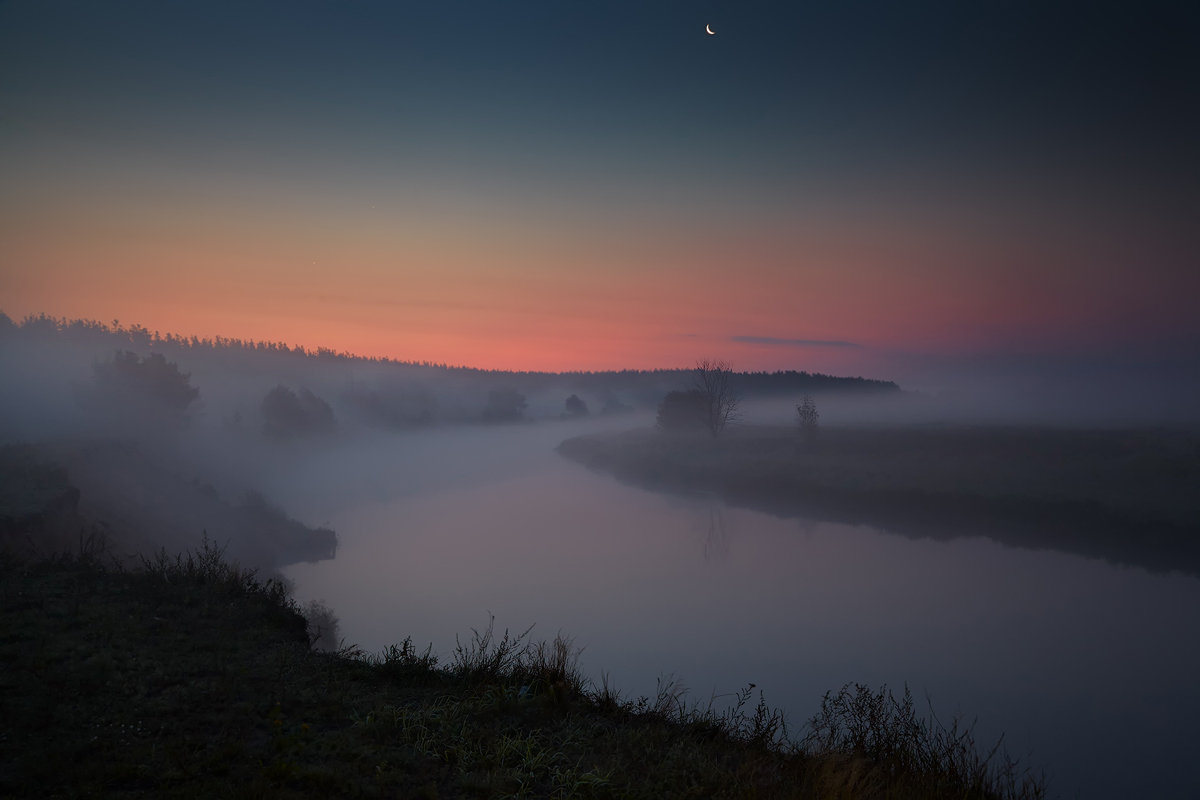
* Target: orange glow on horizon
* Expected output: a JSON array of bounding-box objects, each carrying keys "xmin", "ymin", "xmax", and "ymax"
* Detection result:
[{"xmin": 4, "ymin": 179, "xmax": 1196, "ymax": 378}]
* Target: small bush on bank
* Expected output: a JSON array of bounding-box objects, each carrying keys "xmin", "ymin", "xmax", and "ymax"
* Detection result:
[{"xmin": 804, "ymin": 683, "xmax": 1045, "ymax": 800}]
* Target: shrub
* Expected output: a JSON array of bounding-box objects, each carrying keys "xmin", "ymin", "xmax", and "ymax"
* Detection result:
[
  {"xmin": 564, "ymin": 394, "xmax": 590, "ymax": 417},
  {"xmin": 797, "ymin": 394, "xmax": 819, "ymax": 446},
  {"xmin": 482, "ymin": 388, "xmax": 527, "ymax": 423},
  {"xmin": 261, "ymin": 385, "xmax": 335, "ymax": 439},
  {"xmin": 91, "ymin": 350, "xmax": 199, "ymax": 428}
]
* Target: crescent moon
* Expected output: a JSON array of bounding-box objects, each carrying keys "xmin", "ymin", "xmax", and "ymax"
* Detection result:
[{"xmin": 705, "ymin": 23, "xmax": 715, "ymax": 35}]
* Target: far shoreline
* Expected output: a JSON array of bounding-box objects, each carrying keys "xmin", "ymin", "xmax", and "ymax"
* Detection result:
[{"xmin": 556, "ymin": 422, "xmax": 1200, "ymax": 577}]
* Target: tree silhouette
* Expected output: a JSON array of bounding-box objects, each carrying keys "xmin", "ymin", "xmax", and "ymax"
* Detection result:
[
  {"xmin": 694, "ymin": 359, "xmax": 739, "ymax": 437},
  {"xmin": 797, "ymin": 394, "xmax": 819, "ymax": 446},
  {"xmin": 92, "ymin": 350, "xmax": 199, "ymax": 427},
  {"xmin": 564, "ymin": 394, "xmax": 590, "ymax": 417},
  {"xmin": 599, "ymin": 391, "xmax": 633, "ymax": 415},
  {"xmin": 343, "ymin": 384, "xmax": 436, "ymax": 429},
  {"xmin": 482, "ymin": 388, "xmax": 527, "ymax": 423},
  {"xmin": 261, "ymin": 385, "xmax": 335, "ymax": 439}
]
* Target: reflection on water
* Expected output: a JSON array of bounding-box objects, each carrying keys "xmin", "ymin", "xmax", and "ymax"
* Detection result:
[
  {"xmin": 703, "ymin": 501, "xmax": 729, "ymax": 562},
  {"xmin": 284, "ymin": 429, "xmax": 1200, "ymax": 800}
]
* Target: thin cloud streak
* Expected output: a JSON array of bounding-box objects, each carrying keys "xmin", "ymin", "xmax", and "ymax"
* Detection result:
[{"xmin": 732, "ymin": 336, "xmax": 862, "ymax": 349}]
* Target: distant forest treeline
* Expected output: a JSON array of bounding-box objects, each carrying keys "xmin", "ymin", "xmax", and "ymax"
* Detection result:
[{"xmin": 0, "ymin": 311, "xmax": 899, "ymax": 401}]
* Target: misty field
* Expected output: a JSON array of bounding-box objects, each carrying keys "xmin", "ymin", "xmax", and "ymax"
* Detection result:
[{"xmin": 558, "ymin": 424, "xmax": 1200, "ymax": 575}]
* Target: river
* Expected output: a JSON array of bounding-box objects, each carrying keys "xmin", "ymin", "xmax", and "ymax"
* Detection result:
[{"xmin": 277, "ymin": 418, "xmax": 1200, "ymax": 800}]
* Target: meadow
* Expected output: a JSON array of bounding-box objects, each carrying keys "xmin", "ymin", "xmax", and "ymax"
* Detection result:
[{"xmin": 557, "ymin": 423, "xmax": 1200, "ymax": 576}]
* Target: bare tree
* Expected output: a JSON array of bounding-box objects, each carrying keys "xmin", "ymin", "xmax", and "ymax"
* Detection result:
[
  {"xmin": 694, "ymin": 359, "xmax": 739, "ymax": 437},
  {"xmin": 797, "ymin": 394, "xmax": 819, "ymax": 446}
]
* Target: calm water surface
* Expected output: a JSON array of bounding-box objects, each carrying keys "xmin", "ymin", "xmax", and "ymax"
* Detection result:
[{"xmin": 280, "ymin": 422, "xmax": 1200, "ymax": 800}]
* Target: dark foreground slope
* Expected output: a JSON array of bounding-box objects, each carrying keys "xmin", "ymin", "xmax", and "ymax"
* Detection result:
[
  {"xmin": 0, "ymin": 546, "xmax": 1042, "ymax": 799},
  {"xmin": 557, "ymin": 425, "xmax": 1200, "ymax": 576}
]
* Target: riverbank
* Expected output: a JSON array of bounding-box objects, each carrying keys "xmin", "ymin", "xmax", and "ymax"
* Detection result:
[
  {"xmin": 556, "ymin": 424, "xmax": 1200, "ymax": 576},
  {"xmin": 0, "ymin": 543, "xmax": 1043, "ymax": 799},
  {"xmin": 0, "ymin": 441, "xmax": 336, "ymax": 570}
]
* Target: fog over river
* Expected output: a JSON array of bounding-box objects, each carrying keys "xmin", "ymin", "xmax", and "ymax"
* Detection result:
[{"xmin": 276, "ymin": 418, "xmax": 1200, "ymax": 800}]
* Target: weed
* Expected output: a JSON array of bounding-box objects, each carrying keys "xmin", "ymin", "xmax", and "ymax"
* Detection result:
[
  {"xmin": 719, "ymin": 683, "xmax": 789, "ymax": 748},
  {"xmin": 451, "ymin": 613, "xmax": 535, "ymax": 683},
  {"xmin": 374, "ymin": 636, "xmax": 440, "ymax": 680},
  {"xmin": 802, "ymin": 683, "xmax": 1046, "ymax": 800}
]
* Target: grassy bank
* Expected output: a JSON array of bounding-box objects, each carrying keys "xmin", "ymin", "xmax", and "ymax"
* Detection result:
[
  {"xmin": 0, "ymin": 441, "xmax": 336, "ymax": 571},
  {"xmin": 557, "ymin": 424, "xmax": 1200, "ymax": 576},
  {"xmin": 0, "ymin": 542, "xmax": 1043, "ymax": 799}
]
